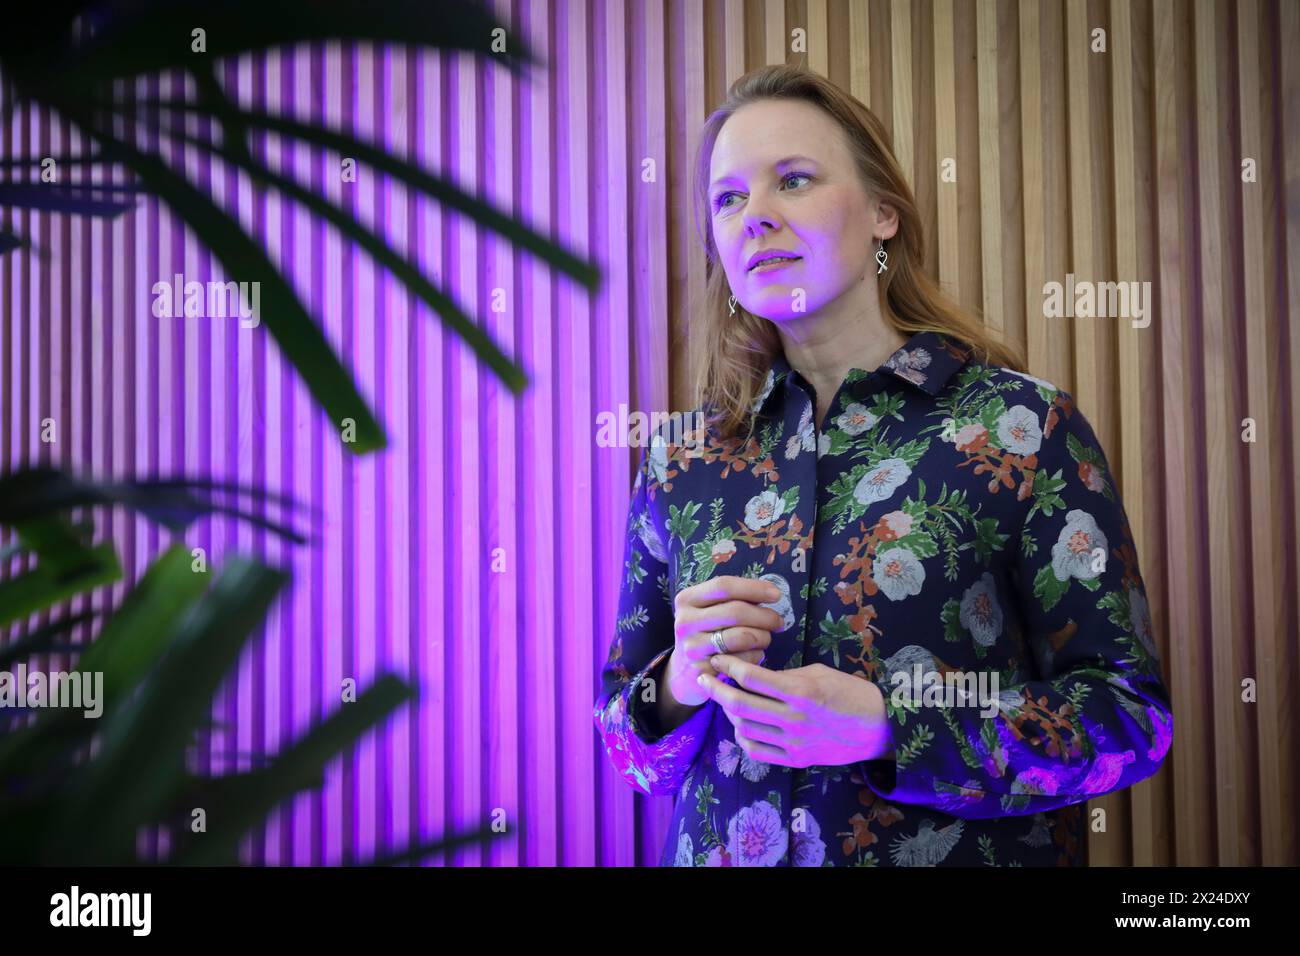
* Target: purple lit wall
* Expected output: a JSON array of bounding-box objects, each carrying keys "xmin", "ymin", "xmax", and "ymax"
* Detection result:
[{"xmin": 0, "ymin": 3, "xmax": 679, "ymax": 866}]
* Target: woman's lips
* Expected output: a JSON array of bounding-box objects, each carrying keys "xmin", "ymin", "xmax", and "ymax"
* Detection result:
[{"xmin": 749, "ymin": 256, "xmax": 802, "ymax": 274}]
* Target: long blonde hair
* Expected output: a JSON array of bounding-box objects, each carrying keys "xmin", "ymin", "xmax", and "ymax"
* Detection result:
[{"xmin": 690, "ymin": 64, "xmax": 1026, "ymax": 442}]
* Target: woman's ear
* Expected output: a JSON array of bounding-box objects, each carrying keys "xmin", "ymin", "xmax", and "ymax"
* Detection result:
[{"xmin": 874, "ymin": 199, "xmax": 900, "ymax": 242}]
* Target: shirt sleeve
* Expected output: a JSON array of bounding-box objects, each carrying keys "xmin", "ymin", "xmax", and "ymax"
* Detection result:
[
  {"xmin": 860, "ymin": 389, "xmax": 1174, "ymax": 819},
  {"xmin": 593, "ymin": 445, "xmax": 715, "ymax": 797}
]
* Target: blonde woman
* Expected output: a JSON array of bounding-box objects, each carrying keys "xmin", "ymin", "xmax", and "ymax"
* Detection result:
[{"xmin": 595, "ymin": 64, "xmax": 1172, "ymax": 867}]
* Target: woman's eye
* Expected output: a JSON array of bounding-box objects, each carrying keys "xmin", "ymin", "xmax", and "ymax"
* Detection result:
[{"xmin": 713, "ymin": 172, "xmax": 810, "ymax": 212}]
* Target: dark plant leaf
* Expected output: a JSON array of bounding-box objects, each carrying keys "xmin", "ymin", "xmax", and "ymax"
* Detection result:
[
  {"xmin": 0, "ymin": 609, "xmax": 98, "ymax": 671},
  {"xmin": 0, "ymin": 182, "xmax": 137, "ymax": 216},
  {"xmin": 49, "ymin": 557, "xmax": 285, "ymax": 862},
  {"xmin": 0, "ymin": 533, "xmax": 120, "ymax": 629},
  {"xmin": 113, "ymin": 93, "xmax": 601, "ymax": 294},
  {"xmin": 54, "ymin": 0, "xmax": 539, "ymax": 85},
  {"xmin": 0, "ymin": 231, "xmax": 24, "ymax": 253},
  {"xmin": 0, "ymin": 467, "xmax": 312, "ymax": 543},
  {"xmin": 169, "ymin": 674, "xmax": 415, "ymax": 864},
  {"xmin": 125, "ymin": 101, "xmax": 533, "ymax": 394},
  {"xmin": 0, "ymin": 545, "xmax": 203, "ymax": 782},
  {"xmin": 57, "ymin": 120, "xmax": 386, "ymax": 453}
]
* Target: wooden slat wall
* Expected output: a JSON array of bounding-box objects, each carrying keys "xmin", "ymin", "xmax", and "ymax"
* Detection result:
[{"xmin": 666, "ymin": 0, "xmax": 1298, "ymax": 867}]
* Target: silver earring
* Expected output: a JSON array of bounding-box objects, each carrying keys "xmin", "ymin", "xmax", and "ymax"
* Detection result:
[
  {"xmin": 728, "ymin": 294, "xmax": 737, "ymax": 315},
  {"xmin": 876, "ymin": 239, "xmax": 888, "ymax": 275}
]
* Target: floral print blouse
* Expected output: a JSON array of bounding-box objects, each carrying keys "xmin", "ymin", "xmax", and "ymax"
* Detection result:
[{"xmin": 594, "ymin": 329, "xmax": 1173, "ymax": 866}]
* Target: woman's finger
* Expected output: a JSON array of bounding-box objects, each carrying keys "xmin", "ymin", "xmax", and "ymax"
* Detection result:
[
  {"xmin": 675, "ymin": 574, "xmax": 782, "ymax": 613},
  {"xmin": 680, "ymin": 625, "xmax": 770, "ymax": 662},
  {"xmin": 675, "ymin": 599, "xmax": 785, "ymax": 640}
]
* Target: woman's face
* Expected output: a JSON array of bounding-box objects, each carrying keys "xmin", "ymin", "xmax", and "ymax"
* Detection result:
[{"xmin": 708, "ymin": 99, "xmax": 890, "ymax": 323}]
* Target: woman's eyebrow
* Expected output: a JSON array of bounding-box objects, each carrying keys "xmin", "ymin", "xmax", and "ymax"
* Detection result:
[{"xmin": 709, "ymin": 155, "xmax": 818, "ymax": 190}]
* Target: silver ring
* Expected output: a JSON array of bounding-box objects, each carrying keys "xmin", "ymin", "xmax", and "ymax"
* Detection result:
[{"xmin": 710, "ymin": 629, "xmax": 728, "ymax": 655}]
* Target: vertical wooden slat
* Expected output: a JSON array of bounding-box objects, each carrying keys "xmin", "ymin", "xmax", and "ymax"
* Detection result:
[
  {"xmin": 1281, "ymin": 0, "xmax": 1300, "ymax": 872},
  {"xmin": 808, "ymin": 0, "xmax": 830, "ymax": 76},
  {"xmin": 1236, "ymin": 0, "xmax": 1286, "ymax": 866},
  {"xmin": 933, "ymin": 0, "xmax": 958, "ymax": 295},
  {"xmin": 975, "ymin": 0, "xmax": 1003, "ymax": 332},
  {"xmin": 1019, "ymin": 0, "xmax": 1047, "ymax": 382},
  {"xmin": 1193, "ymin": 0, "xmax": 1246, "ymax": 865},
  {"xmin": 1064, "ymin": 0, "xmax": 1097, "ymax": 403},
  {"xmin": 1109, "ymin": 0, "xmax": 1156, "ymax": 866},
  {"xmin": 890, "ymin": 0, "xmax": 914, "ymax": 189},
  {"xmin": 764, "ymin": 0, "xmax": 784, "ymax": 64},
  {"xmin": 849, "ymin": 0, "xmax": 871, "ymax": 105}
]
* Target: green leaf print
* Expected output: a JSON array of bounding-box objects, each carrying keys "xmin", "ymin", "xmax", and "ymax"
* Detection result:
[
  {"xmin": 695, "ymin": 780, "xmax": 723, "ymax": 850},
  {"xmin": 625, "ymin": 546, "xmax": 646, "ymax": 587},
  {"xmin": 972, "ymin": 517, "xmax": 1010, "ymax": 563},
  {"xmin": 616, "ymin": 604, "xmax": 649, "ymax": 634},
  {"xmin": 667, "ymin": 499, "xmax": 703, "ymax": 544},
  {"xmin": 812, "ymin": 610, "xmax": 858, "ymax": 667},
  {"xmin": 895, "ymin": 723, "xmax": 935, "ymax": 771},
  {"xmin": 1026, "ymin": 468, "xmax": 1067, "ymax": 522},
  {"xmin": 1033, "ymin": 562, "xmax": 1070, "ymax": 613},
  {"xmin": 977, "ymin": 395, "xmax": 1009, "ymax": 435}
]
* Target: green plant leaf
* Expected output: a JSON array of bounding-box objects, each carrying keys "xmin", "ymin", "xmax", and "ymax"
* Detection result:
[
  {"xmin": 49, "ymin": 556, "xmax": 286, "ymax": 862},
  {"xmin": 0, "ymin": 609, "xmax": 98, "ymax": 671},
  {"xmin": 28, "ymin": 116, "xmax": 387, "ymax": 453},
  {"xmin": 111, "ymin": 93, "xmax": 600, "ymax": 294},
  {"xmin": 131, "ymin": 101, "xmax": 534, "ymax": 396},
  {"xmin": 0, "ymin": 468, "xmax": 313, "ymax": 543},
  {"xmin": 0, "ymin": 183, "xmax": 137, "ymax": 216},
  {"xmin": 57, "ymin": 0, "xmax": 539, "ymax": 84},
  {"xmin": 168, "ymin": 674, "xmax": 415, "ymax": 864}
]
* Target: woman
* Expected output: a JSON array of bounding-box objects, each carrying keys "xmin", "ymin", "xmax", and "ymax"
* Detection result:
[{"xmin": 594, "ymin": 65, "xmax": 1173, "ymax": 866}]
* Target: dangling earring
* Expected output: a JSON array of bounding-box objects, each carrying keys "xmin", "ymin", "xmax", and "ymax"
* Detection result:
[
  {"xmin": 876, "ymin": 238, "xmax": 888, "ymax": 275},
  {"xmin": 728, "ymin": 294, "xmax": 738, "ymax": 315}
]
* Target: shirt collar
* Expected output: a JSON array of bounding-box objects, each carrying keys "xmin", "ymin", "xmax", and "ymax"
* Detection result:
[{"xmin": 759, "ymin": 329, "xmax": 971, "ymax": 416}]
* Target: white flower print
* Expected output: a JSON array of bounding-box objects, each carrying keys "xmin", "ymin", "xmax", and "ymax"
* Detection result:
[
  {"xmin": 872, "ymin": 546, "xmax": 925, "ymax": 601},
  {"xmin": 836, "ymin": 402, "xmax": 879, "ymax": 436},
  {"xmin": 817, "ymin": 431, "xmax": 831, "ymax": 458},
  {"xmin": 995, "ymin": 404, "xmax": 1043, "ymax": 456},
  {"xmin": 749, "ymin": 368, "xmax": 777, "ymax": 415},
  {"xmin": 648, "ymin": 435, "xmax": 670, "ymax": 485},
  {"xmin": 726, "ymin": 799, "xmax": 787, "ymax": 867},
  {"xmin": 884, "ymin": 346, "xmax": 932, "ymax": 386},
  {"xmin": 634, "ymin": 511, "xmax": 668, "ymax": 562},
  {"xmin": 743, "ymin": 490, "xmax": 785, "ymax": 530},
  {"xmin": 785, "ymin": 403, "xmax": 815, "ymax": 460},
  {"xmin": 758, "ymin": 573, "xmax": 795, "ymax": 631},
  {"xmin": 959, "ymin": 572, "xmax": 1003, "ymax": 647},
  {"xmin": 852, "ymin": 457, "xmax": 912, "ymax": 507},
  {"xmin": 882, "ymin": 644, "xmax": 939, "ymax": 683},
  {"xmin": 1050, "ymin": 509, "xmax": 1109, "ymax": 582},
  {"xmin": 674, "ymin": 829, "xmax": 695, "ymax": 866},
  {"xmin": 716, "ymin": 740, "xmax": 771, "ymax": 782}
]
